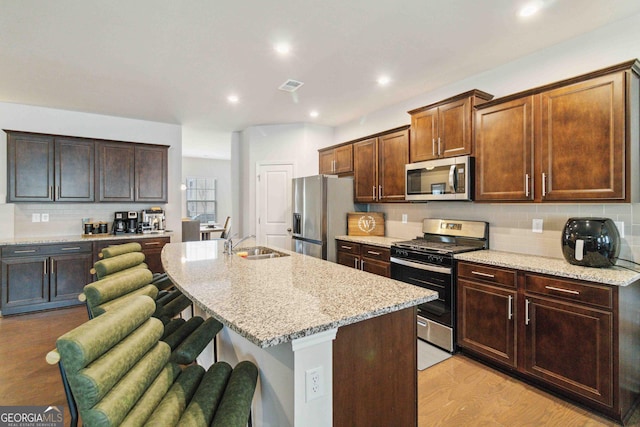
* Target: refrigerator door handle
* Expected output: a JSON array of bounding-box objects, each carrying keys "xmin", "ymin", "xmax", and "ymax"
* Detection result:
[{"xmin": 292, "ymin": 213, "xmax": 302, "ymax": 235}]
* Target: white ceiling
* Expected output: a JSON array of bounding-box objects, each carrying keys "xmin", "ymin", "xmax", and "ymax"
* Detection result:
[{"xmin": 2, "ymin": 1, "xmax": 640, "ymax": 159}]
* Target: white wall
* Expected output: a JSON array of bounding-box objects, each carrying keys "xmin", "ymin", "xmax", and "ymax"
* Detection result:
[
  {"xmin": 181, "ymin": 156, "xmax": 232, "ymax": 223},
  {"xmin": 235, "ymin": 123, "xmax": 333, "ymax": 236},
  {"xmin": 324, "ymin": 12, "xmax": 640, "ymax": 263},
  {"xmin": 0, "ymin": 102, "xmax": 182, "ymax": 241}
]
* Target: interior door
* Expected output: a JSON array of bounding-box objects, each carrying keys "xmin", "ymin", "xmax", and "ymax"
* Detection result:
[{"xmin": 257, "ymin": 163, "xmax": 293, "ymax": 250}]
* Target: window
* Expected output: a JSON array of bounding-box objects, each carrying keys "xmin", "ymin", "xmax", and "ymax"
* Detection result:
[{"xmin": 185, "ymin": 177, "xmax": 216, "ymax": 223}]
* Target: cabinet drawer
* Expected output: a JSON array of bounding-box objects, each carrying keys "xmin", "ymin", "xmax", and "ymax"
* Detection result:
[
  {"xmin": 361, "ymin": 245, "xmax": 390, "ymax": 262},
  {"xmin": 1, "ymin": 245, "xmax": 44, "ymax": 257},
  {"xmin": 43, "ymin": 242, "xmax": 93, "ymax": 255},
  {"xmin": 337, "ymin": 240, "xmax": 361, "ymax": 255},
  {"xmin": 139, "ymin": 237, "xmax": 170, "ymax": 248},
  {"xmin": 457, "ymin": 262, "xmax": 517, "ymax": 288},
  {"xmin": 524, "ymin": 274, "xmax": 613, "ymax": 309}
]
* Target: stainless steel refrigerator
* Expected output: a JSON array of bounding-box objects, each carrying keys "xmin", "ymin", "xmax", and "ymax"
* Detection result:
[{"xmin": 291, "ymin": 175, "xmax": 355, "ymax": 262}]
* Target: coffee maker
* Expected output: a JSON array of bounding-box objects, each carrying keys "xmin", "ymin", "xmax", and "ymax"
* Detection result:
[
  {"xmin": 140, "ymin": 208, "xmax": 165, "ymax": 234},
  {"xmin": 113, "ymin": 211, "xmax": 139, "ymax": 234}
]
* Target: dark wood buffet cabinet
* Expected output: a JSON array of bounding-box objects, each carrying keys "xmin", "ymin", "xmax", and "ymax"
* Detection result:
[
  {"xmin": 0, "ymin": 236, "xmax": 170, "ymax": 316},
  {"xmin": 457, "ymin": 261, "xmax": 640, "ymax": 423},
  {"xmin": 6, "ymin": 130, "xmax": 168, "ymax": 203}
]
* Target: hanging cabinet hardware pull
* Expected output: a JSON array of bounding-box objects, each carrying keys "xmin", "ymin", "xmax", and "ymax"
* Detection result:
[
  {"xmin": 341, "ymin": 245, "xmax": 352, "ymax": 250},
  {"xmin": 367, "ymin": 250, "xmax": 381, "ymax": 256},
  {"xmin": 542, "ymin": 173, "xmax": 547, "ymax": 196},
  {"xmin": 437, "ymin": 137, "xmax": 441, "ymax": 156},
  {"xmin": 360, "ymin": 260, "xmax": 364, "ymax": 270},
  {"xmin": 130, "ymin": 187, "xmax": 134, "ymax": 199},
  {"xmin": 61, "ymin": 247, "xmax": 81, "ymax": 251},
  {"xmin": 379, "ymin": 185, "xmax": 383, "ymax": 199},
  {"xmin": 43, "ymin": 260, "xmax": 47, "ymax": 274},
  {"xmin": 51, "ymin": 261, "xmax": 55, "ymax": 275},
  {"xmin": 372, "ymin": 186, "xmax": 377, "ymax": 200},
  {"xmin": 145, "ymin": 242, "xmax": 161, "ymax": 246},
  {"xmin": 545, "ymin": 285, "xmax": 580, "ymax": 295},
  {"xmin": 471, "ymin": 270, "xmax": 495, "ymax": 278},
  {"xmin": 354, "ymin": 259, "xmax": 359, "ymax": 269},
  {"xmin": 508, "ymin": 295, "xmax": 513, "ymax": 320},
  {"xmin": 525, "ymin": 174, "xmax": 530, "ymax": 197},
  {"xmin": 14, "ymin": 249, "xmax": 36, "ymax": 254},
  {"xmin": 525, "ymin": 299, "xmax": 531, "ymax": 325},
  {"xmin": 56, "ymin": 186, "xmax": 60, "ymax": 200},
  {"xmin": 49, "ymin": 186, "xmax": 53, "ymax": 200},
  {"xmin": 432, "ymin": 138, "xmax": 436, "ymax": 156}
]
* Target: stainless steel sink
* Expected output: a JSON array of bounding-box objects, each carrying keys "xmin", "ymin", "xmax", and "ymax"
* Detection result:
[{"xmin": 233, "ymin": 246, "xmax": 290, "ymax": 260}]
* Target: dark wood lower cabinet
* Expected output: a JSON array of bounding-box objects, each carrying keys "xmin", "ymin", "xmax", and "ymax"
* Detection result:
[
  {"xmin": 457, "ymin": 261, "xmax": 640, "ymax": 423},
  {"xmin": 50, "ymin": 253, "xmax": 93, "ymax": 302},
  {"xmin": 1, "ymin": 256, "xmax": 49, "ymax": 312},
  {"xmin": 92, "ymin": 236, "xmax": 170, "ymax": 275},
  {"xmin": 333, "ymin": 307, "xmax": 417, "ymax": 426},
  {"xmin": 336, "ymin": 239, "xmax": 391, "ymax": 278}
]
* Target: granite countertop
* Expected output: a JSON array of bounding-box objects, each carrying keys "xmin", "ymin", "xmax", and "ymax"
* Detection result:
[
  {"xmin": 0, "ymin": 232, "xmax": 172, "ymax": 246},
  {"xmin": 161, "ymin": 240, "xmax": 437, "ymax": 348},
  {"xmin": 334, "ymin": 235, "xmax": 404, "ymax": 248},
  {"xmin": 455, "ymin": 250, "xmax": 640, "ymax": 287}
]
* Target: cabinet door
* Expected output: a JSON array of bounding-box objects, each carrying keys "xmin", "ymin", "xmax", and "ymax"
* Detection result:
[
  {"xmin": 475, "ymin": 96, "xmax": 534, "ymax": 201},
  {"xmin": 1, "ymin": 257, "xmax": 49, "ymax": 313},
  {"xmin": 439, "ymin": 97, "xmax": 471, "ymax": 158},
  {"xmin": 353, "ymin": 138, "xmax": 377, "ymax": 203},
  {"xmin": 337, "ymin": 252, "xmax": 360, "ymax": 269},
  {"xmin": 55, "ymin": 138, "xmax": 95, "ymax": 202},
  {"xmin": 540, "ymin": 72, "xmax": 625, "ymax": 201},
  {"xmin": 458, "ymin": 279, "xmax": 517, "ymax": 368},
  {"xmin": 135, "ymin": 145, "xmax": 168, "ymax": 202},
  {"xmin": 50, "ymin": 253, "xmax": 92, "ymax": 302},
  {"xmin": 410, "ymin": 107, "xmax": 438, "ymax": 162},
  {"xmin": 319, "ymin": 149, "xmax": 335, "ymax": 174},
  {"xmin": 523, "ymin": 295, "xmax": 613, "ymax": 407},
  {"xmin": 97, "ymin": 142, "xmax": 135, "ymax": 202},
  {"xmin": 378, "ymin": 130, "xmax": 409, "ymax": 202},
  {"xmin": 361, "ymin": 259, "xmax": 390, "ymax": 277},
  {"xmin": 334, "ymin": 144, "xmax": 353, "ymax": 174},
  {"xmin": 7, "ymin": 133, "xmax": 54, "ymax": 202}
]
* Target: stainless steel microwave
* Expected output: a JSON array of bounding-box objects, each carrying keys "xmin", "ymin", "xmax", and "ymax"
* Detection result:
[{"xmin": 405, "ymin": 155, "xmax": 473, "ymax": 201}]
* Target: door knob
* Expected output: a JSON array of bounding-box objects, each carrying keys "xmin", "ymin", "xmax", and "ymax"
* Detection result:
[{"xmin": 287, "ymin": 228, "xmax": 292, "ymax": 232}]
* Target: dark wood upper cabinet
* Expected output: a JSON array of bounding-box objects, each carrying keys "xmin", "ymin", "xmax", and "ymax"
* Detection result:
[
  {"xmin": 135, "ymin": 144, "xmax": 168, "ymax": 202},
  {"xmin": 408, "ymin": 90, "xmax": 493, "ymax": 163},
  {"xmin": 96, "ymin": 141, "xmax": 168, "ymax": 203},
  {"xmin": 55, "ymin": 137, "xmax": 95, "ymax": 202},
  {"xmin": 6, "ymin": 132, "xmax": 95, "ymax": 202},
  {"xmin": 353, "ymin": 127, "xmax": 409, "ymax": 203},
  {"xmin": 475, "ymin": 60, "xmax": 639, "ymax": 203},
  {"xmin": 97, "ymin": 141, "xmax": 135, "ymax": 202}
]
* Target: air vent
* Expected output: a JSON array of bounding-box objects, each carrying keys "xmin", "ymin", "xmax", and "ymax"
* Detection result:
[{"xmin": 278, "ymin": 79, "xmax": 304, "ymax": 92}]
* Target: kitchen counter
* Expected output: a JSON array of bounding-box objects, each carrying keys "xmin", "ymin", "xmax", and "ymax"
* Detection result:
[
  {"xmin": 334, "ymin": 235, "xmax": 403, "ymax": 248},
  {"xmin": 161, "ymin": 240, "xmax": 436, "ymax": 347},
  {"xmin": 455, "ymin": 249, "xmax": 640, "ymax": 286},
  {"xmin": 0, "ymin": 232, "xmax": 172, "ymax": 246},
  {"xmin": 162, "ymin": 239, "xmax": 436, "ymax": 426}
]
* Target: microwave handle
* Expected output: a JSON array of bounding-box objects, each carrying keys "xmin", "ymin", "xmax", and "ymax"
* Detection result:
[{"xmin": 448, "ymin": 165, "xmax": 457, "ymax": 193}]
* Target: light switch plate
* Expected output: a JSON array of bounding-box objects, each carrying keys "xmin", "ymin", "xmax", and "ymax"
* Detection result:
[
  {"xmin": 614, "ymin": 221, "xmax": 624, "ymax": 238},
  {"xmin": 402, "ymin": 214, "xmax": 408, "ymax": 224},
  {"xmin": 32, "ymin": 213, "xmax": 41, "ymax": 223},
  {"xmin": 41, "ymin": 213, "xmax": 49, "ymax": 222},
  {"xmin": 532, "ymin": 218, "xmax": 543, "ymax": 233}
]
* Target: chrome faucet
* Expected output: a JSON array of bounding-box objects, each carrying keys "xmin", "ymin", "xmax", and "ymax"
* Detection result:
[{"xmin": 223, "ymin": 233, "xmax": 255, "ymax": 254}]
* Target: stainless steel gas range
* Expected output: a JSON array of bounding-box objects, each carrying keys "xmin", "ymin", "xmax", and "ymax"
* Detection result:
[{"xmin": 390, "ymin": 219, "xmax": 489, "ymax": 352}]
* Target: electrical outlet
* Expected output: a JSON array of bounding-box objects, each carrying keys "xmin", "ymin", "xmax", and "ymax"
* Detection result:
[
  {"xmin": 402, "ymin": 214, "xmax": 408, "ymax": 224},
  {"xmin": 41, "ymin": 213, "xmax": 49, "ymax": 222},
  {"xmin": 532, "ymin": 218, "xmax": 543, "ymax": 233},
  {"xmin": 32, "ymin": 213, "xmax": 41, "ymax": 223},
  {"xmin": 614, "ymin": 221, "xmax": 625, "ymax": 238},
  {"xmin": 305, "ymin": 366, "xmax": 324, "ymax": 402}
]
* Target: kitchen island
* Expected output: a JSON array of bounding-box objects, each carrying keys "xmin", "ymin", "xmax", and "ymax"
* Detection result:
[{"xmin": 161, "ymin": 240, "xmax": 437, "ymax": 427}]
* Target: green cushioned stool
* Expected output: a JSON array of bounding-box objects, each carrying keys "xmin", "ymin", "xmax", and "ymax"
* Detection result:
[{"xmin": 48, "ymin": 296, "xmax": 257, "ymax": 427}]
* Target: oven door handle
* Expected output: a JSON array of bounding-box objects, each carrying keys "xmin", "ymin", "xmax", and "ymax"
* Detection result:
[{"xmin": 390, "ymin": 257, "xmax": 452, "ymax": 274}]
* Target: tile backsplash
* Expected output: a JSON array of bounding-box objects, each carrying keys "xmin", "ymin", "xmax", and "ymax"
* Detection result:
[
  {"xmin": 11, "ymin": 203, "xmax": 164, "ymax": 237},
  {"xmin": 370, "ymin": 202, "xmax": 640, "ymax": 263}
]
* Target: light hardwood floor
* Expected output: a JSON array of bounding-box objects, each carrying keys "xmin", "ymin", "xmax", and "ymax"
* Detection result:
[{"xmin": 1, "ymin": 307, "xmax": 638, "ymax": 426}]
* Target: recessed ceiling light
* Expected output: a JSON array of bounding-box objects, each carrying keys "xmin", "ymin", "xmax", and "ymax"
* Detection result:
[
  {"xmin": 377, "ymin": 75, "xmax": 391, "ymax": 86},
  {"xmin": 274, "ymin": 43, "xmax": 291, "ymax": 55},
  {"xmin": 227, "ymin": 94, "xmax": 239, "ymax": 104},
  {"xmin": 309, "ymin": 110, "xmax": 319, "ymax": 118},
  {"xmin": 519, "ymin": 1, "xmax": 542, "ymax": 18}
]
